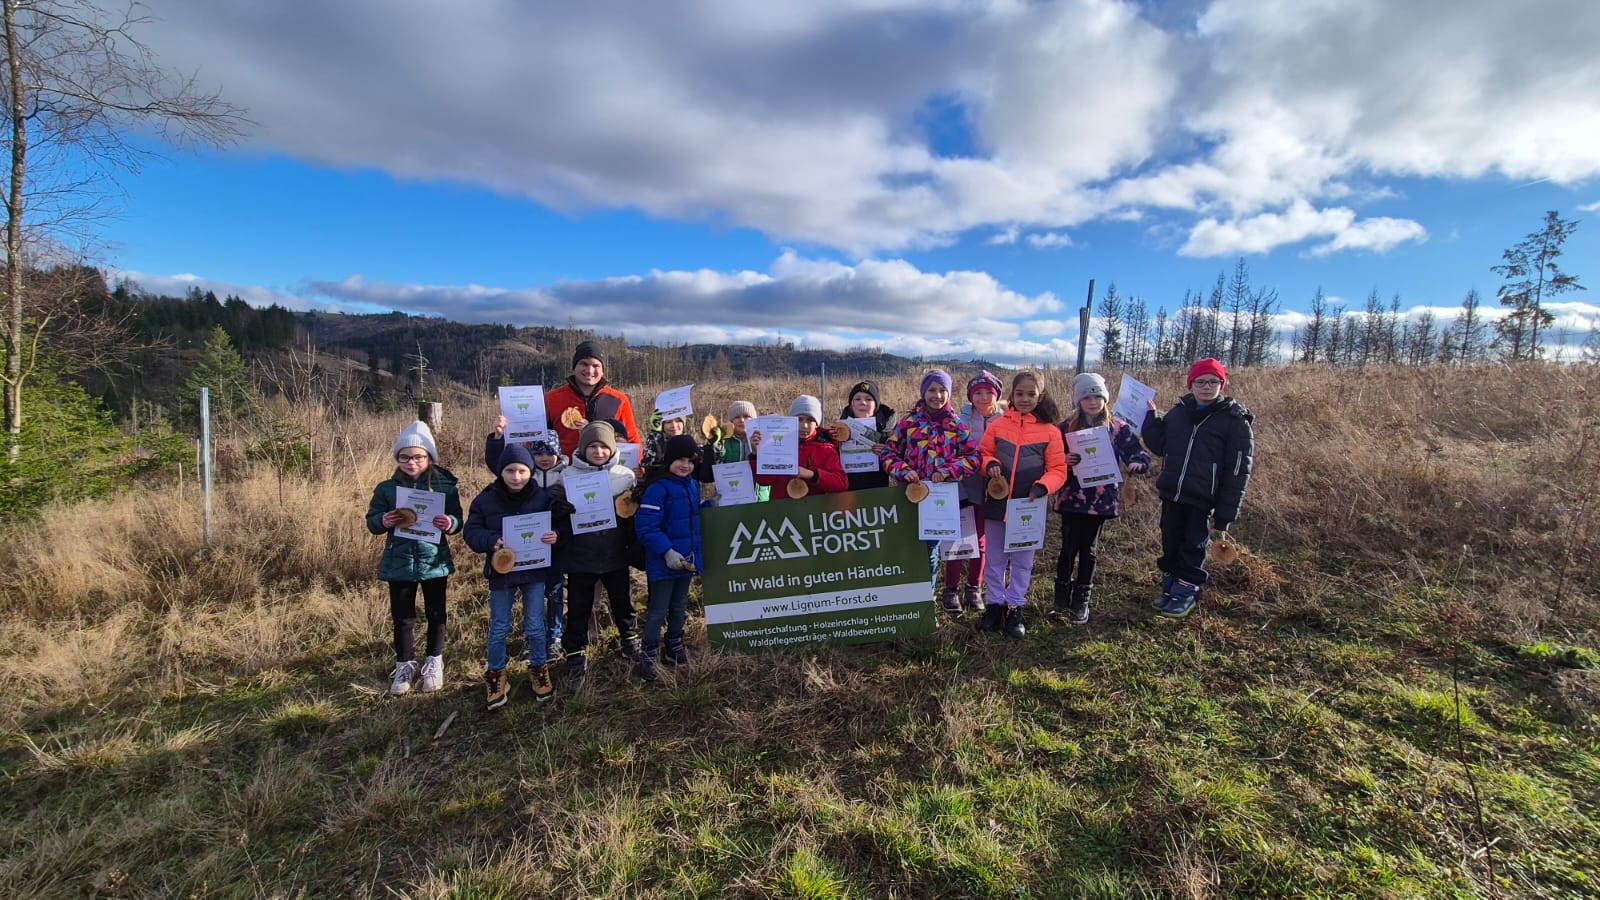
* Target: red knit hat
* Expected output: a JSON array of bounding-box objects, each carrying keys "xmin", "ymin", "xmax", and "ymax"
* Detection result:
[{"xmin": 1187, "ymin": 358, "xmax": 1227, "ymax": 387}]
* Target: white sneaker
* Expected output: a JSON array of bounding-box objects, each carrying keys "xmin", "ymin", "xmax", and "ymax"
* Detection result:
[
  {"xmin": 388, "ymin": 659, "xmax": 418, "ymax": 696},
  {"xmin": 418, "ymin": 655, "xmax": 444, "ymax": 693}
]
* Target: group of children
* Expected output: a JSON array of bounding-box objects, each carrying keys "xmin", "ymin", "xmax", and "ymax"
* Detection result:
[{"xmin": 366, "ymin": 354, "xmax": 1254, "ymax": 708}]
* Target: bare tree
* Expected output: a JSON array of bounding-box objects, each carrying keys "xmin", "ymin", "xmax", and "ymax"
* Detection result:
[
  {"xmin": 1299, "ymin": 287, "xmax": 1328, "ymax": 363},
  {"xmin": 3, "ymin": 0, "xmax": 245, "ymax": 460}
]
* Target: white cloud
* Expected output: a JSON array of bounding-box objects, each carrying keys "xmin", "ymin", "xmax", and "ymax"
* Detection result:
[
  {"xmin": 1181, "ymin": 199, "xmax": 1426, "ymax": 257},
  {"xmin": 1578, "ymin": 201, "xmax": 1600, "ymax": 213},
  {"xmin": 987, "ymin": 226, "xmax": 1020, "ymax": 246},
  {"xmin": 133, "ymin": 0, "xmax": 1600, "ymax": 257},
  {"xmin": 1024, "ymin": 231, "xmax": 1074, "ymax": 249}
]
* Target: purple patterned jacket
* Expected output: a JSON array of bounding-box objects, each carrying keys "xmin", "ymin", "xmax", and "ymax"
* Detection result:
[{"xmin": 1052, "ymin": 416, "xmax": 1150, "ymax": 518}]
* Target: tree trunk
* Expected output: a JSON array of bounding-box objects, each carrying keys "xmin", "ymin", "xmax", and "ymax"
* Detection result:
[{"xmin": 4, "ymin": 0, "xmax": 25, "ymax": 463}]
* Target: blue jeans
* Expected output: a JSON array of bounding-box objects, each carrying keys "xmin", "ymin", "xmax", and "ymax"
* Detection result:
[
  {"xmin": 487, "ymin": 582, "xmax": 548, "ymax": 671},
  {"xmin": 543, "ymin": 560, "xmax": 565, "ymax": 648},
  {"xmin": 642, "ymin": 577, "xmax": 690, "ymax": 656}
]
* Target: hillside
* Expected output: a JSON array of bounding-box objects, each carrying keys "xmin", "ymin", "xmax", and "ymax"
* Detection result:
[{"xmin": 1, "ymin": 365, "xmax": 1597, "ymax": 897}]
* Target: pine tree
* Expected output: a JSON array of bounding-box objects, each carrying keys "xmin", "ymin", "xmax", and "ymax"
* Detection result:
[
  {"xmin": 183, "ymin": 325, "xmax": 255, "ymax": 427},
  {"xmin": 1097, "ymin": 283, "xmax": 1124, "ymax": 366},
  {"xmin": 1493, "ymin": 211, "xmax": 1585, "ymax": 361}
]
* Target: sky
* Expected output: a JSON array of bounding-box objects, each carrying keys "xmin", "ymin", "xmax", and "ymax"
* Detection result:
[{"xmin": 68, "ymin": 0, "xmax": 1600, "ymax": 364}]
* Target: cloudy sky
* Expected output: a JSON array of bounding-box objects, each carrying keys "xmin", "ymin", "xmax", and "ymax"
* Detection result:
[{"xmin": 83, "ymin": 0, "xmax": 1600, "ymax": 362}]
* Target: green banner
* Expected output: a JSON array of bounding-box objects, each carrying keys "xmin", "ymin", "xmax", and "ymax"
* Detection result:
[{"xmin": 700, "ymin": 487, "xmax": 936, "ymax": 651}]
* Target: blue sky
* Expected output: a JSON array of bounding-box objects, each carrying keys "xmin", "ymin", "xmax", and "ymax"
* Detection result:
[{"xmin": 74, "ymin": 0, "xmax": 1600, "ymax": 363}]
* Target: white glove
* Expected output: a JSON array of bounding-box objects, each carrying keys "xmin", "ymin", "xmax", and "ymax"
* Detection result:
[{"xmin": 664, "ymin": 549, "xmax": 695, "ymax": 571}]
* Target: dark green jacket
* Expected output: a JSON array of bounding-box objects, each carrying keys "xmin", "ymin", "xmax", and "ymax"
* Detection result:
[{"xmin": 365, "ymin": 465, "xmax": 464, "ymax": 582}]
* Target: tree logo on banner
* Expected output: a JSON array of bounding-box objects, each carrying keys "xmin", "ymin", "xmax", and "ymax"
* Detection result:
[{"xmin": 728, "ymin": 518, "xmax": 809, "ymax": 564}]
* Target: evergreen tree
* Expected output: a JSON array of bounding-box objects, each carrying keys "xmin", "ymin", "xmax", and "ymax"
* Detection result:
[
  {"xmin": 183, "ymin": 325, "xmax": 255, "ymax": 427},
  {"xmin": 1456, "ymin": 288, "xmax": 1488, "ymax": 364},
  {"xmin": 1493, "ymin": 211, "xmax": 1584, "ymax": 360},
  {"xmin": 1300, "ymin": 287, "xmax": 1328, "ymax": 363},
  {"xmin": 1097, "ymin": 283, "xmax": 1124, "ymax": 366}
]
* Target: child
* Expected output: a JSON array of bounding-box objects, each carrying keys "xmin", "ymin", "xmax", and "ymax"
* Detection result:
[
  {"xmin": 1052, "ymin": 372, "xmax": 1150, "ymax": 625},
  {"xmin": 640, "ymin": 412, "xmax": 688, "ymax": 481},
  {"xmin": 463, "ymin": 444, "xmax": 561, "ymax": 709},
  {"xmin": 701, "ymin": 400, "xmax": 769, "ymax": 503},
  {"xmin": 550, "ymin": 420, "xmax": 641, "ymax": 682},
  {"xmin": 977, "ymin": 373, "xmax": 1068, "ymax": 639},
  {"xmin": 838, "ymin": 380, "xmax": 897, "ymax": 492},
  {"xmin": 750, "ymin": 395, "xmax": 848, "ymax": 499},
  {"xmin": 487, "ymin": 422, "xmax": 569, "ymax": 655},
  {"xmin": 1141, "ymin": 358, "xmax": 1254, "ymax": 619},
  {"xmin": 364, "ymin": 420, "xmax": 463, "ymax": 695},
  {"xmin": 634, "ymin": 434, "xmax": 705, "ymax": 683},
  {"xmin": 879, "ymin": 370, "xmax": 979, "ymax": 612},
  {"xmin": 948, "ymin": 371, "xmax": 1004, "ymax": 612}
]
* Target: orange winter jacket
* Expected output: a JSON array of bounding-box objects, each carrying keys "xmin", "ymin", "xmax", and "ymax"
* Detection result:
[{"xmin": 977, "ymin": 408, "xmax": 1069, "ymax": 521}]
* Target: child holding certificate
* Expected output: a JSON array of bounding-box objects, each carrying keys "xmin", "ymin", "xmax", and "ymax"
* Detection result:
[
  {"xmin": 464, "ymin": 444, "xmax": 560, "ymax": 709},
  {"xmin": 750, "ymin": 395, "xmax": 848, "ymax": 500},
  {"xmin": 880, "ymin": 370, "xmax": 979, "ymax": 612},
  {"xmin": 634, "ymin": 435, "xmax": 705, "ymax": 683},
  {"xmin": 1051, "ymin": 373, "xmax": 1150, "ymax": 625},
  {"xmin": 549, "ymin": 421, "xmax": 641, "ymax": 683},
  {"xmin": 977, "ymin": 373, "xmax": 1068, "ymax": 639},
  {"xmin": 948, "ymin": 371, "xmax": 1005, "ymax": 612},
  {"xmin": 364, "ymin": 421, "xmax": 463, "ymax": 697},
  {"xmin": 1141, "ymin": 359, "xmax": 1255, "ymax": 619},
  {"xmin": 837, "ymin": 380, "xmax": 896, "ymax": 492}
]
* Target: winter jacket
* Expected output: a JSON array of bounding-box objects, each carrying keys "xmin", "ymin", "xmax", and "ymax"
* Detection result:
[
  {"xmin": 545, "ymin": 377, "xmax": 640, "ymax": 457},
  {"xmin": 837, "ymin": 402, "xmax": 897, "ymax": 492},
  {"xmin": 752, "ymin": 430, "xmax": 849, "ymax": 499},
  {"xmin": 879, "ymin": 402, "xmax": 979, "ymax": 485},
  {"xmin": 550, "ymin": 455, "xmax": 637, "ymax": 573},
  {"xmin": 635, "ymin": 472, "xmax": 704, "ymax": 581},
  {"xmin": 978, "ymin": 408, "xmax": 1069, "ymax": 522},
  {"xmin": 1053, "ymin": 417, "xmax": 1150, "ymax": 518},
  {"xmin": 365, "ymin": 465, "xmax": 463, "ymax": 582},
  {"xmin": 1141, "ymin": 394, "xmax": 1254, "ymax": 527},
  {"xmin": 484, "ymin": 433, "xmax": 567, "ymax": 490},
  {"xmin": 463, "ymin": 479, "xmax": 555, "ymax": 589},
  {"xmin": 956, "ymin": 402, "xmax": 1004, "ymax": 506},
  {"xmin": 697, "ymin": 434, "xmax": 770, "ymax": 503}
]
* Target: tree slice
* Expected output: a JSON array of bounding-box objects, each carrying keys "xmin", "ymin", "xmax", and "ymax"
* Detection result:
[
  {"xmin": 614, "ymin": 492, "xmax": 639, "ymax": 518},
  {"xmin": 560, "ymin": 407, "xmax": 584, "ymax": 429},
  {"xmin": 828, "ymin": 421, "xmax": 851, "ymax": 442},
  {"xmin": 490, "ymin": 548, "xmax": 518, "ymax": 574},
  {"xmin": 986, "ymin": 476, "xmax": 1010, "ymax": 500},
  {"xmin": 904, "ymin": 481, "xmax": 930, "ymax": 503},
  {"xmin": 701, "ymin": 414, "xmax": 720, "ymax": 438},
  {"xmin": 1207, "ymin": 539, "xmax": 1240, "ymax": 566},
  {"xmin": 393, "ymin": 507, "xmax": 418, "ymax": 527},
  {"xmin": 786, "ymin": 477, "xmax": 810, "ymax": 499}
]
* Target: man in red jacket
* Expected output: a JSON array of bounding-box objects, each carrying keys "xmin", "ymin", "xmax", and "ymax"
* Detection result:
[{"xmin": 545, "ymin": 340, "xmax": 641, "ymax": 458}]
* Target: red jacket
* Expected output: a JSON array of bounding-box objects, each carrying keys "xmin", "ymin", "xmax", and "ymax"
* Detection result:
[
  {"xmin": 545, "ymin": 378, "xmax": 641, "ymax": 457},
  {"xmin": 978, "ymin": 408, "xmax": 1069, "ymax": 520},
  {"xmin": 752, "ymin": 430, "xmax": 848, "ymax": 499}
]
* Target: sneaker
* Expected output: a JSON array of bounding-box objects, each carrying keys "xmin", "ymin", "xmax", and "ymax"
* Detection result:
[
  {"xmin": 637, "ymin": 653, "xmax": 659, "ymax": 684},
  {"xmin": 938, "ymin": 586, "xmax": 961, "ymax": 614},
  {"xmin": 663, "ymin": 642, "xmax": 689, "ymax": 667},
  {"xmin": 615, "ymin": 636, "xmax": 642, "ymax": 663},
  {"xmin": 567, "ymin": 652, "xmax": 588, "ymax": 686},
  {"xmin": 1004, "ymin": 606, "xmax": 1027, "ymax": 639},
  {"xmin": 1067, "ymin": 584, "xmax": 1091, "ymax": 627},
  {"xmin": 1158, "ymin": 580, "xmax": 1200, "ymax": 619},
  {"xmin": 484, "ymin": 668, "xmax": 507, "ymax": 710},
  {"xmin": 1153, "ymin": 573, "xmax": 1176, "ymax": 612},
  {"xmin": 418, "ymin": 654, "xmax": 444, "ymax": 693},
  {"xmin": 976, "ymin": 604, "xmax": 1004, "ymax": 634},
  {"xmin": 963, "ymin": 584, "xmax": 984, "ymax": 612},
  {"xmin": 388, "ymin": 660, "xmax": 418, "ymax": 696},
  {"xmin": 528, "ymin": 663, "xmax": 554, "ymax": 702}
]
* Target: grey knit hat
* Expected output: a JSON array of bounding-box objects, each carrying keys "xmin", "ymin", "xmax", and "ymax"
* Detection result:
[
  {"xmin": 1072, "ymin": 372, "xmax": 1109, "ymax": 405},
  {"xmin": 789, "ymin": 395, "xmax": 823, "ymax": 421},
  {"xmin": 727, "ymin": 400, "xmax": 757, "ymax": 420}
]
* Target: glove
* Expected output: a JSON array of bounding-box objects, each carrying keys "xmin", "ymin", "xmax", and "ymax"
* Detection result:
[
  {"xmin": 1067, "ymin": 453, "xmax": 1082, "ymax": 466},
  {"xmin": 1028, "ymin": 483, "xmax": 1049, "ymax": 500},
  {"xmin": 1126, "ymin": 462, "xmax": 1148, "ymax": 475},
  {"xmin": 648, "ymin": 408, "xmax": 663, "ymax": 432},
  {"xmin": 549, "ymin": 497, "xmax": 577, "ymax": 516},
  {"xmin": 708, "ymin": 425, "xmax": 724, "ymax": 444},
  {"xmin": 664, "ymin": 550, "xmax": 696, "ymax": 571}
]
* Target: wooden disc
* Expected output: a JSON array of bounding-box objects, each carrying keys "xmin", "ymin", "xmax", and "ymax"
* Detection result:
[
  {"xmin": 560, "ymin": 407, "xmax": 583, "ymax": 429},
  {"xmin": 1208, "ymin": 540, "xmax": 1240, "ymax": 566},
  {"xmin": 786, "ymin": 477, "xmax": 810, "ymax": 499},
  {"xmin": 393, "ymin": 507, "xmax": 418, "ymax": 527},
  {"xmin": 829, "ymin": 421, "xmax": 851, "ymax": 442},
  {"xmin": 491, "ymin": 548, "xmax": 518, "ymax": 574},
  {"xmin": 701, "ymin": 414, "xmax": 720, "ymax": 438},
  {"xmin": 905, "ymin": 481, "xmax": 930, "ymax": 503},
  {"xmin": 615, "ymin": 492, "xmax": 639, "ymax": 518},
  {"xmin": 986, "ymin": 476, "xmax": 1009, "ymax": 500}
]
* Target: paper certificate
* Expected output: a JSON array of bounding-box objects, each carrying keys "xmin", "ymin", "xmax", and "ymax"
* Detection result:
[
  {"xmin": 713, "ymin": 461, "xmax": 758, "ymax": 506},
  {"xmin": 1113, "ymin": 374, "xmax": 1157, "ymax": 435},
  {"xmin": 917, "ymin": 481, "xmax": 962, "ymax": 540},
  {"xmin": 393, "ymin": 487, "xmax": 444, "ymax": 543},
  {"xmin": 498, "ymin": 385, "xmax": 548, "ymax": 442},
  {"xmin": 501, "ymin": 512, "xmax": 553, "ymax": 571},
  {"xmin": 1065, "ymin": 426, "xmax": 1124, "ymax": 489},
  {"xmin": 838, "ymin": 416, "xmax": 880, "ymax": 473},
  {"xmin": 654, "ymin": 384, "xmax": 694, "ymax": 422},
  {"xmin": 564, "ymin": 470, "xmax": 618, "ymax": 534},
  {"xmin": 1003, "ymin": 497, "xmax": 1047, "ymax": 552},
  {"xmin": 751, "ymin": 415, "xmax": 800, "ymax": 475},
  {"xmin": 616, "ymin": 442, "xmax": 642, "ymax": 471},
  {"xmin": 941, "ymin": 507, "xmax": 980, "ymax": 561}
]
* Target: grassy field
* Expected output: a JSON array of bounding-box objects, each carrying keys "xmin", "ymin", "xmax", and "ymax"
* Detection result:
[{"xmin": 2, "ymin": 365, "xmax": 1598, "ymax": 897}]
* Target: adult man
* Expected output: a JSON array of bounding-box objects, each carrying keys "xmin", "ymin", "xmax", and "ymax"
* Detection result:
[{"xmin": 545, "ymin": 340, "xmax": 641, "ymax": 457}]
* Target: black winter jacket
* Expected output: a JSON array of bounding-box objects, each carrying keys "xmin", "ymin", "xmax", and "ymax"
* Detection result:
[
  {"xmin": 463, "ymin": 479, "xmax": 556, "ymax": 589},
  {"xmin": 1142, "ymin": 395, "xmax": 1254, "ymax": 527}
]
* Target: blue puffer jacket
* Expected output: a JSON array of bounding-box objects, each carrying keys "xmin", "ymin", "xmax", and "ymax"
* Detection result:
[
  {"xmin": 463, "ymin": 478, "xmax": 555, "ymax": 590},
  {"xmin": 1053, "ymin": 417, "xmax": 1150, "ymax": 518},
  {"xmin": 635, "ymin": 472, "xmax": 704, "ymax": 581},
  {"xmin": 365, "ymin": 465, "xmax": 463, "ymax": 582},
  {"xmin": 1142, "ymin": 394, "xmax": 1254, "ymax": 527}
]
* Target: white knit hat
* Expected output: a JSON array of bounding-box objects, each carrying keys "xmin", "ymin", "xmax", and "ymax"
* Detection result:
[{"xmin": 392, "ymin": 420, "xmax": 438, "ymax": 461}]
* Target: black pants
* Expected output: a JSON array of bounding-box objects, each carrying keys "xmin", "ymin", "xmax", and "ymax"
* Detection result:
[
  {"xmin": 1055, "ymin": 513, "xmax": 1108, "ymax": 586},
  {"xmin": 564, "ymin": 568, "xmax": 638, "ymax": 655},
  {"xmin": 389, "ymin": 577, "xmax": 448, "ymax": 662},
  {"xmin": 1158, "ymin": 500, "xmax": 1213, "ymax": 586}
]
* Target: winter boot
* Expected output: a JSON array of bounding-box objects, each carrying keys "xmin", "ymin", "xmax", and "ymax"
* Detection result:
[
  {"xmin": 1004, "ymin": 606, "xmax": 1027, "ymax": 639},
  {"xmin": 1051, "ymin": 580, "xmax": 1074, "ymax": 616},
  {"xmin": 976, "ymin": 603, "xmax": 1005, "ymax": 634},
  {"xmin": 938, "ymin": 585, "xmax": 961, "ymax": 614},
  {"xmin": 1153, "ymin": 573, "xmax": 1176, "ymax": 612},
  {"xmin": 663, "ymin": 640, "xmax": 689, "ymax": 667},
  {"xmin": 963, "ymin": 584, "xmax": 984, "ymax": 612},
  {"xmin": 529, "ymin": 663, "xmax": 554, "ymax": 702},
  {"xmin": 484, "ymin": 668, "xmax": 507, "ymax": 710},
  {"xmin": 1158, "ymin": 580, "xmax": 1200, "ymax": 619},
  {"xmin": 566, "ymin": 650, "xmax": 588, "ymax": 686},
  {"xmin": 1067, "ymin": 583, "xmax": 1091, "ymax": 626},
  {"xmin": 637, "ymin": 649, "xmax": 659, "ymax": 684},
  {"xmin": 616, "ymin": 635, "xmax": 643, "ymax": 663}
]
